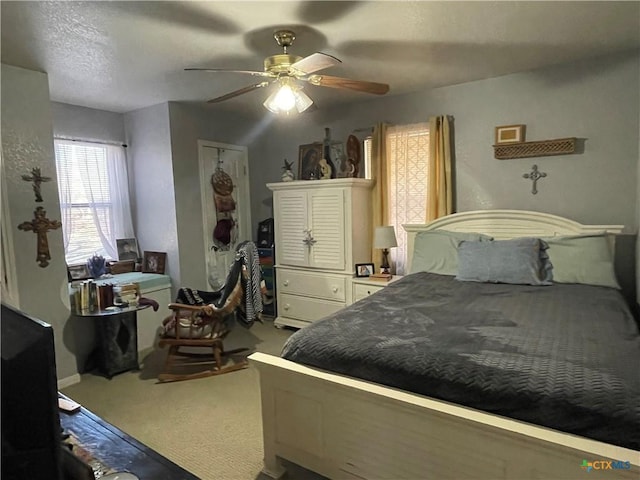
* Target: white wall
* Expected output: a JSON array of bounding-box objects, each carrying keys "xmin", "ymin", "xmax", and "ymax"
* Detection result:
[
  {"xmin": 123, "ymin": 103, "xmax": 178, "ymax": 291},
  {"xmin": 51, "ymin": 102, "xmax": 125, "ymax": 144},
  {"xmin": 253, "ymin": 50, "xmax": 639, "ymax": 232},
  {"xmin": 637, "ymin": 49, "xmax": 640, "ymax": 308},
  {"xmin": 166, "ymin": 102, "xmax": 265, "ymax": 289},
  {"xmin": 1, "ymin": 64, "xmax": 82, "ymax": 382}
]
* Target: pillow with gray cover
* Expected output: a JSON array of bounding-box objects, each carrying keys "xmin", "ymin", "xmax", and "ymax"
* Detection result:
[
  {"xmin": 456, "ymin": 237, "xmax": 553, "ymax": 286},
  {"xmin": 542, "ymin": 234, "xmax": 620, "ymax": 289},
  {"xmin": 410, "ymin": 230, "xmax": 493, "ymax": 276}
]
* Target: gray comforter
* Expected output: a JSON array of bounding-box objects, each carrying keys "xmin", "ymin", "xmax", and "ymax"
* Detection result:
[{"xmin": 282, "ymin": 272, "xmax": 640, "ymax": 450}]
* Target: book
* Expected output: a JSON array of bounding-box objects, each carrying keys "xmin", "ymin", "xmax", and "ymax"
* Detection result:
[{"xmin": 369, "ymin": 273, "xmax": 392, "ymax": 281}]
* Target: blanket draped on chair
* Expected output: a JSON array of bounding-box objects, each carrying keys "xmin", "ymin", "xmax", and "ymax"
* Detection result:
[
  {"xmin": 235, "ymin": 240, "xmax": 263, "ymax": 327},
  {"xmin": 164, "ymin": 241, "xmax": 263, "ymax": 333}
]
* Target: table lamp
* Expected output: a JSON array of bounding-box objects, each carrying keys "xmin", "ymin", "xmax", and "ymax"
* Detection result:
[{"xmin": 374, "ymin": 226, "xmax": 398, "ymax": 274}]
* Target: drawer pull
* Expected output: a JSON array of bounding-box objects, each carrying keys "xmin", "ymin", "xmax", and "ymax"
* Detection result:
[
  {"xmin": 283, "ymin": 280, "xmax": 289, "ymax": 287},
  {"xmin": 367, "ymin": 290, "xmax": 371, "ymax": 295},
  {"xmin": 332, "ymin": 287, "xmax": 338, "ymax": 293},
  {"xmin": 283, "ymin": 304, "xmax": 290, "ymax": 311}
]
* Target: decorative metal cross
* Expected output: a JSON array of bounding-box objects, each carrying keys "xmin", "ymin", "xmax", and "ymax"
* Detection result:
[
  {"xmin": 302, "ymin": 229, "xmax": 317, "ymax": 247},
  {"xmin": 18, "ymin": 207, "xmax": 62, "ymax": 267},
  {"xmin": 21, "ymin": 167, "xmax": 51, "ymax": 202},
  {"xmin": 522, "ymin": 164, "xmax": 547, "ymax": 195}
]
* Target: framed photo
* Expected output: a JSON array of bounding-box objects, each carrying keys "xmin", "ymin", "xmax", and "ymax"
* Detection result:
[
  {"xmin": 495, "ymin": 125, "xmax": 526, "ymax": 144},
  {"xmin": 298, "ymin": 143, "xmax": 323, "ymax": 180},
  {"xmin": 142, "ymin": 251, "xmax": 167, "ymax": 274},
  {"xmin": 355, "ymin": 262, "xmax": 375, "ymax": 278},
  {"xmin": 116, "ymin": 237, "xmax": 139, "ymax": 262},
  {"xmin": 67, "ymin": 264, "xmax": 91, "ymax": 281}
]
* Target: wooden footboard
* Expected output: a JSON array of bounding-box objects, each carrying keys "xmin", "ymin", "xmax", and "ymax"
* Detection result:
[{"xmin": 249, "ymin": 352, "xmax": 639, "ymax": 480}]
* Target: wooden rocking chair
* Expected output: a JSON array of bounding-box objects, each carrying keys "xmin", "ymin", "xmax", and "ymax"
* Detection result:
[{"xmin": 158, "ymin": 256, "xmax": 249, "ymax": 382}]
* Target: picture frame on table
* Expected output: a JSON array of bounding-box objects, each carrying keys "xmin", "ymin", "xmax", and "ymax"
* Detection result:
[
  {"xmin": 355, "ymin": 263, "xmax": 375, "ymax": 278},
  {"xmin": 495, "ymin": 125, "xmax": 526, "ymax": 144},
  {"xmin": 116, "ymin": 237, "xmax": 140, "ymax": 262},
  {"xmin": 142, "ymin": 251, "xmax": 167, "ymax": 274},
  {"xmin": 67, "ymin": 264, "xmax": 91, "ymax": 281},
  {"xmin": 298, "ymin": 143, "xmax": 323, "ymax": 180}
]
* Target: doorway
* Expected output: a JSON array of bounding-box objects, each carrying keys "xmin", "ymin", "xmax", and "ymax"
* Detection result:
[{"xmin": 198, "ymin": 141, "xmax": 251, "ymax": 289}]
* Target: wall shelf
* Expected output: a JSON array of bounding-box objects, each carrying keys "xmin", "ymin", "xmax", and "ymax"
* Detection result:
[{"xmin": 493, "ymin": 137, "xmax": 576, "ymax": 160}]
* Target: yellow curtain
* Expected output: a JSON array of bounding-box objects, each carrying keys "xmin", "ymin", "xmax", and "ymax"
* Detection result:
[
  {"xmin": 426, "ymin": 115, "xmax": 453, "ymax": 221},
  {"xmin": 370, "ymin": 122, "xmax": 389, "ymax": 268}
]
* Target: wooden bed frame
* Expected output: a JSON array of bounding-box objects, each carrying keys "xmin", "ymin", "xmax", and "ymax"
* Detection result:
[{"xmin": 249, "ymin": 210, "xmax": 638, "ymax": 480}]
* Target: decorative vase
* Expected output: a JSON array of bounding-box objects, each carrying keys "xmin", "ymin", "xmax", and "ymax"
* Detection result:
[
  {"xmin": 86, "ymin": 254, "xmax": 107, "ymax": 278},
  {"xmin": 282, "ymin": 169, "xmax": 294, "ymax": 182},
  {"xmin": 281, "ymin": 158, "xmax": 295, "ymax": 182}
]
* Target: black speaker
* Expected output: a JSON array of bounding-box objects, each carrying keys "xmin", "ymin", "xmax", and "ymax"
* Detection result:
[{"xmin": 257, "ymin": 218, "xmax": 274, "ymax": 247}]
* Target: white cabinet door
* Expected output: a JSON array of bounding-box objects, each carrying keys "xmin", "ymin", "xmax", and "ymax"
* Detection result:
[
  {"xmin": 275, "ymin": 189, "xmax": 309, "ymax": 267},
  {"xmin": 275, "ymin": 188, "xmax": 345, "ymax": 271},
  {"xmin": 308, "ymin": 189, "xmax": 345, "ymax": 270}
]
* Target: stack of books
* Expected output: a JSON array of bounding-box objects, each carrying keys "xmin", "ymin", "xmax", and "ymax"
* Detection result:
[{"xmin": 117, "ymin": 283, "xmax": 140, "ymax": 306}]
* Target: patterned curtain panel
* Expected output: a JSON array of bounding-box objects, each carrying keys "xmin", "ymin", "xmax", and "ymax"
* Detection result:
[{"xmin": 386, "ymin": 123, "xmax": 430, "ymax": 275}]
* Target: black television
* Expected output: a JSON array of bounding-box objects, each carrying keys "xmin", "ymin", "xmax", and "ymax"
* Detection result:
[{"xmin": 1, "ymin": 302, "xmax": 62, "ymax": 480}]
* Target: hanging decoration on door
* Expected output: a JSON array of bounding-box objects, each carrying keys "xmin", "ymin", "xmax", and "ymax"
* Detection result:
[
  {"xmin": 210, "ymin": 148, "xmax": 237, "ymax": 250},
  {"xmin": 211, "ymin": 169, "xmax": 236, "ymax": 212}
]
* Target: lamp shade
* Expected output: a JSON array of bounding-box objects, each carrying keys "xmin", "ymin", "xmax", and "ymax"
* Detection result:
[
  {"xmin": 263, "ymin": 78, "xmax": 314, "ymax": 114},
  {"xmin": 373, "ymin": 226, "xmax": 397, "ymax": 249}
]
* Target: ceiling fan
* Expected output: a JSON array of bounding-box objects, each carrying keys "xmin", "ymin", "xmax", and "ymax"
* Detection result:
[{"xmin": 186, "ymin": 29, "xmax": 390, "ymax": 113}]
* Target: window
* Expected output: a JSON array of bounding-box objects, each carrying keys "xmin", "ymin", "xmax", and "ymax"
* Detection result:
[
  {"xmin": 54, "ymin": 140, "xmax": 134, "ymax": 266},
  {"xmin": 365, "ymin": 124, "xmax": 430, "ymax": 275}
]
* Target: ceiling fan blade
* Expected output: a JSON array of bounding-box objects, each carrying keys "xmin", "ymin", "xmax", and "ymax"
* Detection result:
[
  {"xmin": 186, "ymin": 68, "xmax": 274, "ymax": 78},
  {"xmin": 289, "ymin": 52, "xmax": 341, "ymax": 75},
  {"xmin": 207, "ymin": 82, "xmax": 270, "ymax": 103},
  {"xmin": 306, "ymin": 74, "xmax": 389, "ymax": 95}
]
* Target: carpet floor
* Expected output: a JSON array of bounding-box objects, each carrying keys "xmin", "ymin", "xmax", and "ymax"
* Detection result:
[{"xmin": 61, "ymin": 318, "xmax": 326, "ymax": 480}]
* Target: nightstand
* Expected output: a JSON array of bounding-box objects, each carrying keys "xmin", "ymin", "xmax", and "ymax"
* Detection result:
[{"xmin": 351, "ymin": 275, "xmax": 403, "ymax": 303}]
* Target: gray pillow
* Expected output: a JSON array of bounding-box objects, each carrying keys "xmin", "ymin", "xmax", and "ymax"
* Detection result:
[
  {"xmin": 410, "ymin": 230, "xmax": 493, "ymax": 276},
  {"xmin": 456, "ymin": 237, "xmax": 553, "ymax": 286},
  {"xmin": 542, "ymin": 234, "xmax": 620, "ymax": 289}
]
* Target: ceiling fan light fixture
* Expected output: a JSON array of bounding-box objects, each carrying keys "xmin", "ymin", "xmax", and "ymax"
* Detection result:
[
  {"xmin": 294, "ymin": 89, "xmax": 314, "ymax": 113},
  {"xmin": 263, "ymin": 78, "xmax": 313, "ymax": 114}
]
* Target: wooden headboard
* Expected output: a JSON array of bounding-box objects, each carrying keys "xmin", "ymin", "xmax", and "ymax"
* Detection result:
[{"xmin": 404, "ymin": 209, "xmax": 625, "ymax": 274}]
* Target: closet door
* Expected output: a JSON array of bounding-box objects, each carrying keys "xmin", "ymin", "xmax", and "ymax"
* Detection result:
[
  {"xmin": 199, "ymin": 141, "xmax": 251, "ymax": 289},
  {"xmin": 308, "ymin": 189, "xmax": 345, "ymax": 270}
]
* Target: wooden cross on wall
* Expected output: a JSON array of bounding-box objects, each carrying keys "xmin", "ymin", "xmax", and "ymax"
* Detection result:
[
  {"xmin": 21, "ymin": 167, "xmax": 52, "ymax": 202},
  {"xmin": 18, "ymin": 207, "xmax": 62, "ymax": 268}
]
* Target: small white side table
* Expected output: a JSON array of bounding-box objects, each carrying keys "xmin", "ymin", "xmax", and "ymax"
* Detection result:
[{"xmin": 351, "ymin": 275, "xmax": 403, "ymax": 304}]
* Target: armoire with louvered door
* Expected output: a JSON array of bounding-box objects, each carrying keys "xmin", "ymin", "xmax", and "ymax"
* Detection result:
[{"xmin": 267, "ymin": 178, "xmax": 373, "ymax": 328}]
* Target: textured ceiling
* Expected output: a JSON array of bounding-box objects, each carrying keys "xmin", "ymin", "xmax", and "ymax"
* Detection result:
[{"xmin": 2, "ymin": 1, "xmax": 639, "ymax": 118}]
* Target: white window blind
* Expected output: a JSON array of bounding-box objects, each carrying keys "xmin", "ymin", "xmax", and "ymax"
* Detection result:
[{"xmin": 54, "ymin": 140, "xmax": 134, "ymax": 266}]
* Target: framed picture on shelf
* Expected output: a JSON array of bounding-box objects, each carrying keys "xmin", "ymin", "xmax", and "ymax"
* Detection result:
[
  {"xmin": 495, "ymin": 125, "xmax": 526, "ymax": 144},
  {"xmin": 142, "ymin": 251, "xmax": 167, "ymax": 274},
  {"xmin": 298, "ymin": 143, "xmax": 323, "ymax": 180},
  {"xmin": 116, "ymin": 237, "xmax": 140, "ymax": 262},
  {"xmin": 355, "ymin": 263, "xmax": 375, "ymax": 278},
  {"xmin": 67, "ymin": 264, "xmax": 91, "ymax": 281}
]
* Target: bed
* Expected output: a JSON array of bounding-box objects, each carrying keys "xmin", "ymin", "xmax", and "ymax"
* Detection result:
[{"xmin": 249, "ymin": 210, "xmax": 639, "ymax": 480}]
